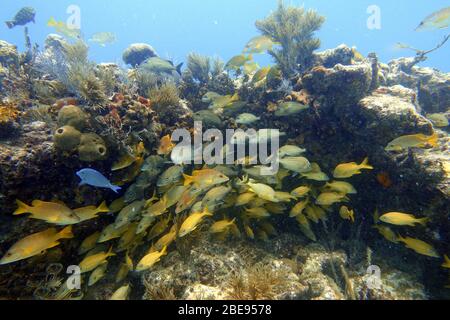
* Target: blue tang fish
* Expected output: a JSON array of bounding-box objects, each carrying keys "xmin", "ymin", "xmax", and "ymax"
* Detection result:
[{"xmin": 76, "ymin": 168, "xmax": 121, "ymax": 193}]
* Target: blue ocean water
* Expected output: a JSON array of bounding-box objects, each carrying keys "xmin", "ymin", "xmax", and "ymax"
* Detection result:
[{"xmin": 0, "ymin": 0, "xmax": 449, "ymax": 71}]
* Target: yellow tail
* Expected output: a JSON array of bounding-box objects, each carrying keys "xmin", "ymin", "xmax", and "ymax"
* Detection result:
[
  {"xmin": 58, "ymin": 226, "xmax": 74, "ymax": 239},
  {"xmin": 97, "ymin": 201, "xmax": 110, "ymax": 213},
  {"xmin": 47, "ymin": 17, "xmax": 56, "ymax": 27},
  {"xmin": 202, "ymin": 207, "xmax": 213, "ymax": 217},
  {"xmin": 427, "ymin": 132, "xmax": 439, "ymax": 148},
  {"xmin": 360, "ymin": 157, "xmax": 374, "ymax": 170},
  {"xmin": 182, "ymin": 173, "xmax": 194, "ymax": 186},
  {"xmin": 417, "ymin": 217, "xmax": 429, "ymax": 226},
  {"xmin": 14, "ymin": 200, "xmax": 31, "ymax": 215},
  {"xmin": 106, "ymin": 246, "xmax": 116, "ymax": 257},
  {"xmin": 443, "ymin": 255, "xmax": 450, "ymax": 268}
]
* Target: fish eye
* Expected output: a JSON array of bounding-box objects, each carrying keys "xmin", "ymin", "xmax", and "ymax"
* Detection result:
[
  {"xmin": 98, "ymin": 147, "xmax": 106, "ymax": 155},
  {"xmin": 57, "ymin": 128, "xmax": 64, "ymax": 135}
]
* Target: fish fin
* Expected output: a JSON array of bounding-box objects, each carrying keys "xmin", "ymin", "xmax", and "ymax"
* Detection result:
[
  {"xmin": 47, "ymin": 17, "xmax": 56, "ymax": 27},
  {"xmin": 110, "ymin": 185, "xmax": 122, "ymax": 194},
  {"xmin": 360, "ymin": 157, "xmax": 374, "ymax": 170},
  {"xmin": 14, "ymin": 200, "xmax": 31, "ymax": 215},
  {"xmin": 417, "ymin": 217, "xmax": 429, "ymax": 226},
  {"xmin": 160, "ymin": 245, "xmax": 168, "ymax": 255},
  {"xmin": 97, "ymin": 201, "xmax": 110, "ymax": 213},
  {"xmin": 5, "ymin": 21, "xmax": 14, "ymax": 29},
  {"xmin": 182, "ymin": 173, "xmax": 194, "ymax": 186},
  {"xmin": 58, "ymin": 226, "xmax": 74, "ymax": 239},
  {"xmin": 203, "ymin": 206, "xmax": 213, "ymax": 217},
  {"xmin": 176, "ymin": 63, "xmax": 183, "ymax": 76},
  {"xmin": 428, "ymin": 132, "xmax": 439, "ymax": 147},
  {"xmin": 107, "ymin": 246, "xmax": 116, "ymax": 257}
]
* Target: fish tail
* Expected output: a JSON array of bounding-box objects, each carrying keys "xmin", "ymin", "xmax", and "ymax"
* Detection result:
[
  {"xmin": 110, "ymin": 184, "xmax": 122, "ymax": 194},
  {"xmin": 58, "ymin": 226, "xmax": 74, "ymax": 239},
  {"xmin": 98, "ymin": 201, "xmax": 110, "ymax": 213},
  {"xmin": 47, "ymin": 17, "xmax": 56, "ymax": 27},
  {"xmin": 176, "ymin": 63, "xmax": 183, "ymax": 76},
  {"xmin": 5, "ymin": 21, "xmax": 14, "ymax": 29},
  {"xmin": 203, "ymin": 206, "xmax": 213, "ymax": 217},
  {"xmin": 428, "ymin": 132, "xmax": 439, "ymax": 147},
  {"xmin": 13, "ymin": 200, "xmax": 31, "ymax": 215},
  {"xmin": 360, "ymin": 157, "xmax": 374, "ymax": 170},
  {"xmin": 182, "ymin": 173, "xmax": 194, "ymax": 186},
  {"xmin": 417, "ymin": 217, "xmax": 429, "ymax": 226},
  {"xmin": 107, "ymin": 246, "xmax": 116, "ymax": 257}
]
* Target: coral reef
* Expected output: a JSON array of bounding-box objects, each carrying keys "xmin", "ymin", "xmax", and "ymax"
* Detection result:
[
  {"xmin": 0, "ymin": 40, "xmax": 19, "ymax": 67},
  {"xmin": 0, "ymin": 2, "xmax": 449, "ymax": 301}
]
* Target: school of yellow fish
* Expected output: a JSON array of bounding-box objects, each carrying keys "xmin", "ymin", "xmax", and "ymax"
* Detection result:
[{"xmin": 2, "ymin": 9, "xmax": 450, "ymax": 297}]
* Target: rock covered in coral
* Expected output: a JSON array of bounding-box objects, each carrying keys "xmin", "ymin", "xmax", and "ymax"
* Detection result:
[
  {"xmin": 0, "ymin": 103, "xmax": 21, "ymax": 139},
  {"xmin": 384, "ymin": 59, "xmax": 450, "ymax": 114},
  {"xmin": 302, "ymin": 63, "xmax": 373, "ymax": 105},
  {"xmin": 314, "ymin": 44, "xmax": 354, "ymax": 68},
  {"xmin": 0, "ymin": 121, "xmax": 74, "ymax": 213},
  {"xmin": 0, "ymin": 40, "xmax": 19, "ymax": 67},
  {"xmin": 338, "ymin": 86, "xmax": 433, "ymax": 146},
  {"xmin": 123, "ymin": 43, "xmax": 158, "ymax": 67},
  {"xmin": 418, "ymin": 71, "xmax": 450, "ymax": 114}
]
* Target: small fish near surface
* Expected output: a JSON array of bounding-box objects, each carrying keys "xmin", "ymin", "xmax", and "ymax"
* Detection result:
[
  {"xmin": 0, "ymin": 227, "xmax": 73, "ymax": 265},
  {"xmin": 77, "ymin": 168, "xmax": 121, "ymax": 193},
  {"xmin": 415, "ymin": 7, "xmax": 450, "ymax": 31},
  {"xmin": 5, "ymin": 7, "xmax": 36, "ymax": 29},
  {"xmin": 89, "ymin": 32, "xmax": 117, "ymax": 47},
  {"xmin": 385, "ymin": 133, "xmax": 438, "ymax": 152},
  {"xmin": 47, "ymin": 17, "xmax": 82, "ymax": 40},
  {"xmin": 225, "ymin": 54, "xmax": 253, "ymax": 70},
  {"xmin": 243, "ymin": 35, "xmax": 277, "ymax": 54}
]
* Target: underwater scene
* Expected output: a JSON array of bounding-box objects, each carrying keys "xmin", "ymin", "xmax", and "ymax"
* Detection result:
[{"xmin": 0, "ymin": 0, "xmax": 449, "ymax": 301}]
